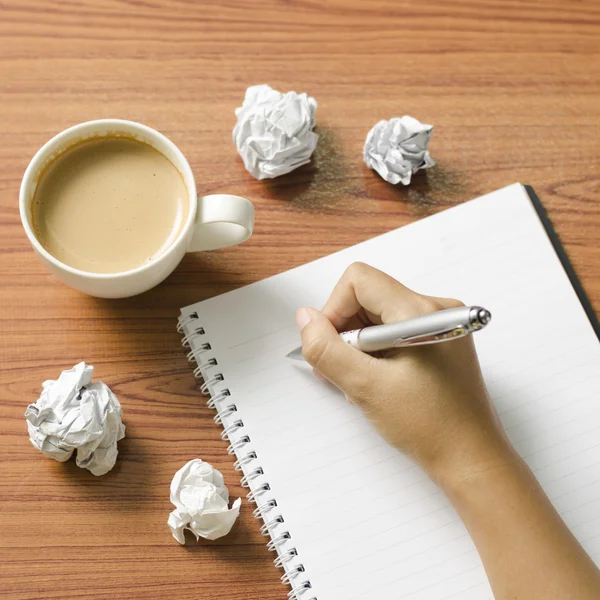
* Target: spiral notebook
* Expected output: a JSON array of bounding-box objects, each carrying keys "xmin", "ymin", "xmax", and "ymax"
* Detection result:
[{"xmin": 178, "ymin": 183, "xmax": 600, "ymax": 600}]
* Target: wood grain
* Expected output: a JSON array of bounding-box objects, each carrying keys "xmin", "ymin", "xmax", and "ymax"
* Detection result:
[{"xmin": 1, "ymin": 1, "xmax": 599, "ymax": 598}]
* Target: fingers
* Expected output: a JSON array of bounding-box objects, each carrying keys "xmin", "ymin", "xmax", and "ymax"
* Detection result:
[
  {"xmin": 298, "ymin": 265, "xmax": 465, "ymax": 401},
  {"xmin": 322, "ymin": 262, "xmax": 444, "ymax": 329},
  {"xmin": 435, "ymin": 296, "xmax": 466, "ymax": 310},
  {"xmin": 296, "ymin": 307, "xmax": 376, "ymax": 394}
]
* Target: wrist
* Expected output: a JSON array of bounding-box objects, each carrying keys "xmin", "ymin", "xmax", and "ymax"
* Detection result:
[{"xmin": 428, "ymin": 429, "xmax": 522, "ymax": 495}]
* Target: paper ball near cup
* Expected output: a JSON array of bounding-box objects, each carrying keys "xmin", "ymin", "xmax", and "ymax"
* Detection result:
[{"xmin": 233, "ymin": 84, "xmax": 319, "ymax": 180}]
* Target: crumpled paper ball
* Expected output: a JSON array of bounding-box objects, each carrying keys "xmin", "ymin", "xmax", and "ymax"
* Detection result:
[
  {"xmin": 168, "ymin": 459, "xmax": 241, "ymax": 543},
  {"xmin": 24, "ymin": 362, "xmax": 126, "ymax": 476},
  {"xmin": 233, "ymin": 83, "xmax": 319, "ymax": 180},
  {"xmin": 363, "ymin": 116, "xmax": 435, "ymax": 185}
]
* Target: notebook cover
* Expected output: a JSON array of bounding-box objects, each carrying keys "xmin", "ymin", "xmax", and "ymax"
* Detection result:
[{"xmin": 525, "ymin": 185, "xmax": 600, "ymax": 341}]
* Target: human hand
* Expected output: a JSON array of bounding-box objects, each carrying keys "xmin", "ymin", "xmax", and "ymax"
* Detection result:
[{"xmin": 296, "ymin": 262, "xmax": 514, "ymax": 486}]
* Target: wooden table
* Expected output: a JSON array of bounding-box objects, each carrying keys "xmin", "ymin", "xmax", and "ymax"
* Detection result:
[{"xmin": 1, "ymin": 1, "xmax": 599, "ymax": 598}]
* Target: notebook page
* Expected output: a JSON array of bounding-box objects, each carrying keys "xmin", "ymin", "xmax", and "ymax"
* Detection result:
[{"xmin": 180, "ymin": 184, "xmax": 600, "ymax": 600}]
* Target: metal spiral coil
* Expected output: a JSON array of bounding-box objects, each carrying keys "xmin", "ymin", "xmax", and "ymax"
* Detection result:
[
  {"xmin": 227, "ymin": 436, "xmax": 251, "ymax": 454},
  {"xmin": 214, "ymin": 404, "xmax": 237, "ymax": 425},
  {"xmin": 181, "ymin": 327, "xmax": 205, "ymax": 348},
  {"xmin": 179, "ymin": 316, "xmax": 316, "ymax": 600},
  {"xmin": 240, "ymin": 467, "xmax": 264, "ymax": 488},
  {"xmin": 260, "ymin": 515, "xmax": 284, "ymax": 536},
  {"xmin": 221, "ymin": 419, "xmax": 244, "ymax": 440},
  {"xmin": 177, "ymin": 312, "xmax": 198, "ymax": 333},
  {"xmin": 267, "ymin": 531, "xmax": 291, "ymax": 551},
  {"xmin": 193, "ymin": 358, "xmax": 218, "ymax": 379},
  {"xmin": 246, "ymin": 482, "xmax": 270, "ymax": 503},
  {"xmin": 234, "ymin": 451, "xmax": 257, "ymax": 471},
  {"xmin": 288, "ymin": 581, "xmax": 312, "ymax": 598},
  {"xmin": 274, "ymin": 547, "xmax": 297, "ymax": 568},
  {"xmin": 252, "ymin": 498, "xmax": 277, "ymax": 519},
  {"xmin": 200, "ymin": 373, "xmax": 223, "ymax": 395},
  {"xmin": 281, "ymin": 564, "xmax": 305, "ymax": 585},
  {"xmin": 188, "ymin": 345, "xmax": 211, "ymax": 362},
  {"xmin": 207, "ymin": 388, "xmax": 230, "ymax": 410}
]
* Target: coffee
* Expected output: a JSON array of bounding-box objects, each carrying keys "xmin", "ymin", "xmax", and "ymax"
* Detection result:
[{"xmin": 32, "ymin": 137, "xmax": 189, "ymax": 274}]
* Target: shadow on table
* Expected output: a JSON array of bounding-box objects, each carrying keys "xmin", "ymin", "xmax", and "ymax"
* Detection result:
[
  {"xmin": 50, "ymin": 439, "xmax": 154, "ymax": 507},
  {"xmin": 362, "ymin": 161, "xmax": 471, "ymax": 217},
  {"xmin": 261, "ymin": 126, "xmax": 362, "ymax": 211},
  {"xmin": 260, "ymin": 127, "xmax": 470, "ymax": 218}
]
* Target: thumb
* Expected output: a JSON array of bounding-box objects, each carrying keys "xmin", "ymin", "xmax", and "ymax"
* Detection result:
[{"xmin": 296, "ymin": 307, "xmax": 374, "ymax": 393}]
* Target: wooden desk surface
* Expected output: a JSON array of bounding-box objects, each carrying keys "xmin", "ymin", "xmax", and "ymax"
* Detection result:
[{"xmin": 1, "ymin": 1, "xmax": 599, "ymax": 598}]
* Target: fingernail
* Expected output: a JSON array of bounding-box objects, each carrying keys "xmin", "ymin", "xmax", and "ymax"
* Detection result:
[{"xmin": 296, "ymin": 307, "xmax": 313, "ymax": 332}]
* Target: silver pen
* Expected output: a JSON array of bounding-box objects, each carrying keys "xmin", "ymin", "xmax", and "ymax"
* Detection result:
[{"xmin": 286, "ymin": 306, "xmax": 491, "ymax": 361}]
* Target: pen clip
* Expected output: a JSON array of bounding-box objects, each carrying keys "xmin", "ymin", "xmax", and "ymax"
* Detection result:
[{"xmin": 393, "ymin": 325, "xmax": 469, "ymax": 347}]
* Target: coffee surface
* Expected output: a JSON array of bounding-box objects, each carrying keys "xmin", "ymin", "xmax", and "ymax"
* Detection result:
[{"xmin": 32, "ymin": 137, "xmax": 189, "ymax": 273}]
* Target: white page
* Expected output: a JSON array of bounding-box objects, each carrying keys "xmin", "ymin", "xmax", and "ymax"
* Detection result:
[{"xmin": 180, "ymin": 184, "xmax": 600, "ymax": 600}]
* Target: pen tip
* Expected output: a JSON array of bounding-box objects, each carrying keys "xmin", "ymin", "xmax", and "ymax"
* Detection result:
[{"xmin": 286, "ymin": 347, "xmax": 304, "ymax": 361}]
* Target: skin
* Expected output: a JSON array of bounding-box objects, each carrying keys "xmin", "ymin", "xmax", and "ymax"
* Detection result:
[{"xmin": 296, "ymin": 262, "xmax": 600, "ymax": 600}]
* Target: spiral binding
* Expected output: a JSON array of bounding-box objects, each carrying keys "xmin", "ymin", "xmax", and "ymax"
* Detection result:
[
  {"xmin": 177, "ymin": 312, "xmax": 199, "ymax": 333},
  {"xmin": 234, "ymin": 451, "xmax": 257, "ymax": 471},
  {"xmin": 260, "ymin": 515, "xmax": 284, "ymax": 535},
  {"xmin": 240, "ymin": 467, "xmax": 264, "ymax": 488},
  {"xmin": 227, "ymin": 436, "xmax": 251, "ymax": 455},
  {"xmin": 282, "ymin": 564, "xmax": 305, "ymax": 585},
  {"xmin": 267, "ymin": 531, "xmax": 291, "ymax": 551},
  {"xmin": 201, "ymin": 374, "xmax": 224, "ymax": 395},
  {"xmin": 288, "ymin": 582, "xmax": 312, "ymax": 599},
  {"xmin": 221, "ymin": 419, "xmax": 244, "ymax": 441},
  {"xmin": 187, "ymin": 345, "xmax": 210, "ymax": 362},
  {"xmin": 208, "ymin": 389, "xmax": 230, "ymax": 410},
  {"xmin": 193, "ymin": 358, "xmax": 218, "ymax": 379},
  {"xmin": 274, "ymin": 547, "xmax": 298, "ymax": 568},
  {"xmin": 213, "ymin": 403, "xmax": 237, "ymax": 425},
  {"xmin": 253, "ymin": 498, "xmax": 277, "ymax": 518},
  {"xmin": 181, "ymin": 327, "xmax": 205, "ymax": 348},
  {"xmin": 178, "ymin": 312, "xmax": 314, "ymax": 599},
  {"xmin": 247, "ymin": 482, "xmax": 270, "ymax": 502}
]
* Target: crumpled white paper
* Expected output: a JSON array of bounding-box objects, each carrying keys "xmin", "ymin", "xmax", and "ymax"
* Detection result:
[
  {"xmin": 363, "ymin": 116, "xmax": 435, "ymax": 185},
  {"xmin": 233, "ymin": 83, "xmax": 319, "ymax": 180},
  {"xmin": 24, "ymin": 362, "xmax": 126, "ymax": 476},
  {"xmin": 168, "ymin": 459, "xmax": 241, "ymax": 543}
]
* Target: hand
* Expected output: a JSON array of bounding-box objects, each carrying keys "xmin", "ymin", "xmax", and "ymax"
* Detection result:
[
  {"xmin": 296, "ymin": 262, "xmax": 513, "ymax": 485},
  {"xmin": 299, "ymin": 263, "xmax": 600, "ymax": 600}
]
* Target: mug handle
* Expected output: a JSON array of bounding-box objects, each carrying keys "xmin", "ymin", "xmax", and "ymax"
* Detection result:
[{"xmin": 188, "ymin": 194, "xmax": 254, "ymax": 252}]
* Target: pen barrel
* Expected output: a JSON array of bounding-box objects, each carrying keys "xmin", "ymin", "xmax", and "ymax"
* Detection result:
[
  {"xmin": 339, "ymin": 329, "xmax": 361, "ymax": 349},
  {"xmin": 355, "ymin": 306, "xmax": 478, "ymax": 353}
]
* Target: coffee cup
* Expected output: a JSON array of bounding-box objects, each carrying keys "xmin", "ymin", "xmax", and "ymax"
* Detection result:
[{"xmin": 19, "ymin": 119, "xmax": 254, "ymax": 298}]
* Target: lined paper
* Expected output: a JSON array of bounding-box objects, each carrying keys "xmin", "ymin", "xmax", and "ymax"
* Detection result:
[{"xmin": 181, "ymin": 184, "xmax": 600, "ymax": 600}]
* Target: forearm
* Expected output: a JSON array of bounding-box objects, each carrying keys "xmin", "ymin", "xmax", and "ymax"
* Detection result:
[{"xmin": 439, "ymin": 445, "xmax": 600, "ymax": 600}]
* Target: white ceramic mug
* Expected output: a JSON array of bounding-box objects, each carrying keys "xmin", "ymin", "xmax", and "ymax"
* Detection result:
[{"xmin": 19, "ymin": 119, "xmax": 254, "ymax": 298}]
